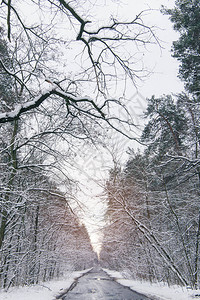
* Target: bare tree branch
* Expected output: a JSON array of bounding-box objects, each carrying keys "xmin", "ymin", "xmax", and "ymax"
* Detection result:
[
  {"xmin": 0, "ymin": 86, "xmax": 106, "ymax": 123},
  {"xmin": 7, "ymin": 0, "xmax": 11, "ymax": 41}
]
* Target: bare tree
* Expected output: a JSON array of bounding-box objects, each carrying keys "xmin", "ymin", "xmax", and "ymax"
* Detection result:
[
  {"xmin": 0, "ymin": 0, "xmax": 159, "ymax": 289},
  {"xmin": 0, "ymin": 0, "xmax": 158, "ymax": 130}
]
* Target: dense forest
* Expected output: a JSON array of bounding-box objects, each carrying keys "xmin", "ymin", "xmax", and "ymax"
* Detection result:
[
  {"xmin": 100, "ymin": 0, "xmax": 200, "ymax": 290},
  {"xmin": 0, "ymin": 21, "xmax": 99, "ymax": 288},
  {"xmin": 0, "ymin": 0, "xmax": 200, "ymax": 292},
  {"xmin": 0, "ymin": 0, "xmax": 157, "ymax": 290}
]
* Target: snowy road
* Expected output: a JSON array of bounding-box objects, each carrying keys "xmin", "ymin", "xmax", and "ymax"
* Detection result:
[{"xmin": 60, "ymin": 267, "xmax": 152, "ymax": 300}]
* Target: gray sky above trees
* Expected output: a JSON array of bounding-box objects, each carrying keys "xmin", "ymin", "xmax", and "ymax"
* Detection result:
[
  {"xmin": 1, "ymin": 0, "xmax": 183, "ymax": 253},
  {"xmin": 68, "ymin": 0, "xmax": 184, "ymax": 252},
  {"xmin": 18, "ymin": 0, "xmax": 183, "ymax": 98}
]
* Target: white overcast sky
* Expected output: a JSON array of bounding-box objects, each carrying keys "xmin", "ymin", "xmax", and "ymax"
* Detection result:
[
  {"xmin": 78, "ymin": 0, "xmax": 184, "ymax": 98},
  {"xmin": 0, "ymin": 0, "xmax": 184, "ymax": 253},
  {"xmin": 73, "ymin": 0, "xmax": 185, "ymax": 252},
  {"xmin": 19, "ymin": 0, "xmax": 184, "ymax": 252},
  {"xmin": 122, "ymin": 0, "xmax": 183, "ymax": 98}
]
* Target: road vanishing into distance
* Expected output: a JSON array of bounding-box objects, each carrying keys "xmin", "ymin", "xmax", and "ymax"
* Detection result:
[{"xmin": 57, "ymin": 267, "xmax": 152, "ymax": 300}]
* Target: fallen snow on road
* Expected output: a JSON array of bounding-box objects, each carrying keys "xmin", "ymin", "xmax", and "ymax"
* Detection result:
[
  {"xmin": 1, "ymin": 268, "xmax": 200, "ymax": 300},
  {"xmin": 0, "ymin": 269, "xmax": 91, "ymax": 300},
  {"xmin": 103, "ymin": 268, "xmax": 200, "ymax": 300}
]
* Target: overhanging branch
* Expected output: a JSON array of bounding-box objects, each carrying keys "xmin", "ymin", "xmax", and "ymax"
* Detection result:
[{"xmin": 0, "ymin": 87, "xmax": 105, "ymax": 123}]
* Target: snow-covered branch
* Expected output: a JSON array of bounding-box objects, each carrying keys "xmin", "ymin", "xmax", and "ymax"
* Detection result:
[{"xmin": 0, "ymin": 87, "xmax": 105, "ymax": 123}]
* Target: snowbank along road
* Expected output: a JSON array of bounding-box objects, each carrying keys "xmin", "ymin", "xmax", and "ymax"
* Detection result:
[{"xmin": 57, "ymin": 267, "xmax": 152, "ymax": 300}]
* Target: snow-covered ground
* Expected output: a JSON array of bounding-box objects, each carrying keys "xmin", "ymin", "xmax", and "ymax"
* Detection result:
[
  {"xmin": 1, "ymin": 268, "xmax": 200, "ymax": 300},
  {"xmin": 0, "ymin": 269, "xmax": 91, "ymax": 300},
  {"xmin": 103, "ymin": 268, "xmax": 200, "ymax": 300}
]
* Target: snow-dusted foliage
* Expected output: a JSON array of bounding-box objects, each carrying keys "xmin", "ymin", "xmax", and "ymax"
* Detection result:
[
  {"xmin": 100, "ymin": 94, "xmax": 200, "ymax": 289},
  {"xmin": 0, "ymin": 166, "xmax": 96, "ymax": 288},
  {"xmin": 0, "ymin": 28, "xmax": 96, "ymax": 289}
]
